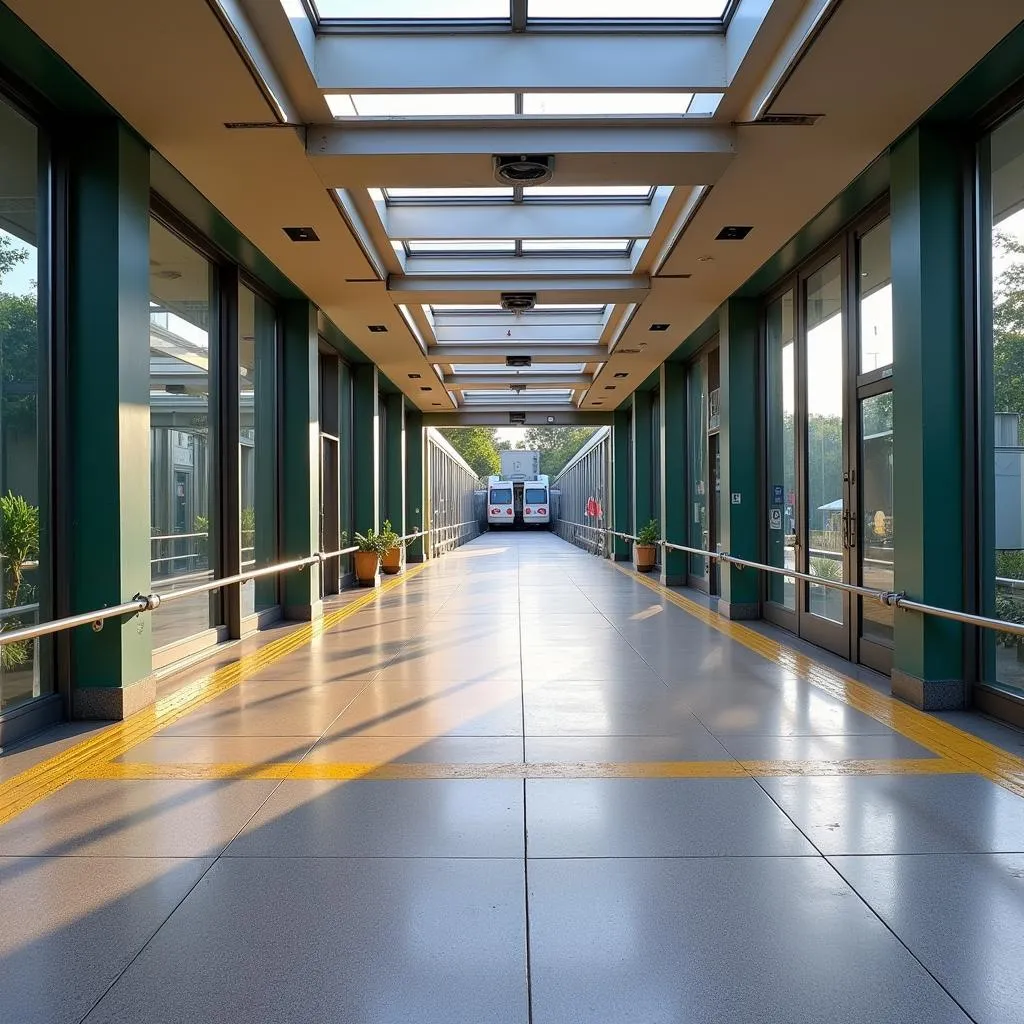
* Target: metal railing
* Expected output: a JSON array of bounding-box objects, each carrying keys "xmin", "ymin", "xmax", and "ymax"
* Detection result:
[
  {"xmin": 0, "ymin": 523, "xmax": 472, "ymax": 649},
  {"xmin": 556, "ymin": 519, "xmax": 1024, "ymax": 641}
]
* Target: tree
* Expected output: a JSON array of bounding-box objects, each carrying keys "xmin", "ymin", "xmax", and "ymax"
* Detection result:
[
  {"xmin": 437, "ymin": 426, "xmax": 502, "ymax": 477},
  {"xmin": 521, "ymin": 426, "xmax": 598, "ymax": 478},
  {"xmin": 0, "ymin": 236, "xmax": 37, "ymax": 433},
  {"xmin": 994, "ymin": 232, "xmax": 1024, "ymax": 442}
]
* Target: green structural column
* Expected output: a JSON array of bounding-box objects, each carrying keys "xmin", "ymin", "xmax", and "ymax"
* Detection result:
[
  {"xmin": 383, "ymin": 393, "xmax": 406, "ymax": 535},
  {"xmin": 718, "ymin": 298, "xmax": 760, "ymax": 620},
  {"xmin": 352, "ymin": 364, "xmax": 380, "ymax": 536},
  {"xmin": 612, "ymin": 408, "xmax": 632, "ymax": 560},
  {"xmin": 279, "ymin": 300, "xmax": 322, "ymax": 621},
  {"xmin": 632, "ymin": 392, "xmax": 654, "ymax": 543},
  {"xmin": 405, "ymin": 409, "xmax": 425, "ymax": 563},
  {"xmin": 890, "ymin": 125, "xmax": 966, "ymax": 710},
  {"xmin": 66, "ymin": 119, "xmax": 153, "ymax": 719},
  {"xmin": 660, "ymin": 363, "xmax": 687, "ymax": 585}
]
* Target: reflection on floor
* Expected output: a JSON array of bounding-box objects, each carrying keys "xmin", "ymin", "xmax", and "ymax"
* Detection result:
[{"xmin": 2, "ymin": 532, "xmax": 1024, "ymax": 1024}]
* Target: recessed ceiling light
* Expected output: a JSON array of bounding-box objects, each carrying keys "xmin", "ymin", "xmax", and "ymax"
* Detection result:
[
  {"xmin": 715, "ymin": 225, "xmax": 752, "ymax": 240},
  {"xmin": 408, "ymin": 373, "xmax": 421, "ymax": 379},
  {"xmin": 614, "ymin": 372, "xmax": 629, "ymax": 378},
  {"xmin": 432, "ymin": 402, "xmax": 442, "ymax": 406},
  {"xmin": 593, "ymin": 400, "xmax": 604, "ymax": 405},
  {"xmin": 283, "ymin": 226, "xmax": 319, "ymax": 242},
  {"xmin": 546, "ymin": 415, "xmax": 556, "ymax": 423},
  {"xmin": 368, "ymin": 324, "xmax": 388, "ymax": 333},
  {"xmin": 649, "ymin": 324, "xmax": 670, "ymax": 332}
]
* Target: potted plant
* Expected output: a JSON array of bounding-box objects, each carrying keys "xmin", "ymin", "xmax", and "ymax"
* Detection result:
[
  {"xmin": 0, "ymin": 492, "xmax": 40, "ymax": 671},
  {"xmin": 634, "ymin": 519, "xmax": 659, "ymax": 573},
  {"xmin": 353, "ymin": 528, "xmax": 386, "ymax": 586},
  {"xmin": 379, "ymin": 519, "xmax": 403, "ymax": 575}
]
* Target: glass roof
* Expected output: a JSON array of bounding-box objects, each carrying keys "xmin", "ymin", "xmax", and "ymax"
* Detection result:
[
  {"xmin": 316, "ymin": 1, "xmax": 508, "ymax": 17},
  {"xmin": 529, "ymin": 0, "xmax": 730, "ymax": 15},
  {"xmin": 429, "ymin": 303, "xmax": 607, "ymax": 314},
  {"xmin": 330, "ymin": 92, "xmax": 718, "ymax": 119},
  {"xmin": 404, "ymin": 239, "xmax": 634, "ymax": 257},
  {"xmin": 452, "ymin": 363, "xmax": 588, "ymax": 373},
  {"xmin": 314, "ymin": 0, "xmax": 732, "ymax": 19},
  {"xmin": 522, "ymin": 93, "xmax": 694, "ymax": 116}
]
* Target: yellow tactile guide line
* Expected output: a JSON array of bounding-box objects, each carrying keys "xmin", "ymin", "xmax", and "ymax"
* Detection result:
[{"xmin": 2, "ymin": 555, "xmax": 1024, "ymax": 827}]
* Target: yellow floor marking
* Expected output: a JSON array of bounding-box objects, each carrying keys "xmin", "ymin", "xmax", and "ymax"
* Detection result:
[
  {"xmin": 617, "ymin": 564, "xmax": 1024, "ymax": 799},
  {"xmin": 78, "ymin": 756, "xmax": 966, "ymax": 782},
  {"xmin": 0, "ymin": 565, "xmax": 427, "ymax": 825}
]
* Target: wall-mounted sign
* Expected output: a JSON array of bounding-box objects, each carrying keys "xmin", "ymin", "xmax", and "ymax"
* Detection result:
[
  {"xmin": 731, "ymin": 493, "xmax": 742, "ymax": 505},
  {"xmin": 769, "ymin": 507, "xmax": 783, "ymax": 531},
  {"xmin": 772, "ymin": 484, "xmax": 784, "ymax": 504}
]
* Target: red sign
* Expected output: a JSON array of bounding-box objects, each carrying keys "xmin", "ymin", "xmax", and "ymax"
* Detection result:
[{"xmin": 586, "ymin": 497, "xmax": 602, "ymax": 518}]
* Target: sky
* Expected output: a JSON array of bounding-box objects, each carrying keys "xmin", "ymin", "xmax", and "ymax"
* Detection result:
[
  {"xmin": 0, "ymin": 227, "xmax": 36, "ymax": 297},
  {"xmin": 315, "ymin": 0, "xmax": 728, "ymax": 17}
]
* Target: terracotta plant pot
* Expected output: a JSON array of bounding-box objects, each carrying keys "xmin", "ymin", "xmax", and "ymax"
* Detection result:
[
  {"xmin": 634, "ymin": 544, "xmax": 657, "ymax": 573},
  {"xmin": 354, "ymin": 550, "xmax": 380, "ymax": 585},
  {"xmin": 381, "ymin": 546, "xmax": 402, "ymax": 575}
]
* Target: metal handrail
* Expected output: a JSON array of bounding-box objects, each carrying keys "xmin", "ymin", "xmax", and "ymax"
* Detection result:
[
  {"xmin": 556, "ymin": 520, "xmax": 1024, "ymax": 641},
  {"xmin": 0, "ymin": 522, "xmax": 477, "ymax": 649}
]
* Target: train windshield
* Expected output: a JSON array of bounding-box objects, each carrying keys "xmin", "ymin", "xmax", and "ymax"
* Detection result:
[
  {"xmin": 525, "ymin": 487, "xmax": 547, "ymax": 504},
  {"xmin": 490, "ymin": 488, "xmax": 512, "ymax": 503}
]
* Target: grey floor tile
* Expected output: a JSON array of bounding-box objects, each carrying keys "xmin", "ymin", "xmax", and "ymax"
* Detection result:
[
  {"xmin": 760, "ymin": 774, "xmax": 1024, "ymax": 854},
  {"xmin": 0, "ymin": 856, "xmax": 212, "ymax": 1024},
  {"xmin": 116, "ymin": 735, "xmax": 316, "ymax": 764},
  {"xmin": 527, "ymin": 857, "xmax": 972, "ymax": 1024},
  {"xmin": 832, "ymin": 852, "xmax": 1024, "ymax": 1024},
  {"xmin": 0, "ymin": 780, "xmax": 280, "ymax": 858},
  {"xmin": 525, "ymin": 733, "xmax": 731, "ymax": 763},
  {"xmin": 524, "ymin": 688, "xmax": 700, "ymax": 737},
  {"xmin": 717, "ymin": 731, "xmax": 933, "ymax": 761},
  {"xmin": 225, "ymin": 779, "xmax": 524, "ymax": 857},
  {"xmin": 305, "ymin": 734, "xmax": 524, "ymax": 764},
  {"xmin": 527, "ymin": 778, "xmax": 816, "ymax": 857},
  {"xmin": 83, "ymin": 857, "xmax": 528, "ymax": 1024}
]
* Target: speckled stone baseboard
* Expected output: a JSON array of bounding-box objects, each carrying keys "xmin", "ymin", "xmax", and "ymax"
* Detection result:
[
  {"xmin": 891, "ymin": 669, "xmax": 966, "ymax": 711},
  {"xmin": 73, "ymin": 676, "xmax": 156, "ymax": 721},
  {"xmin": 718, "ymin": 600, "xmax": 759, "ymax": 621}
]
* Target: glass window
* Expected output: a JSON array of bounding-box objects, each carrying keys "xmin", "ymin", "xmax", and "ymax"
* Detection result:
[
  {"xmin": 0, "ymin": 99, "xmax": 48, "ymax": 712},
  {"xmin": 687, "ymin": 362, "xmax": 706, "ymax": 578},
  {"xmin": 490, "ymin": 487, "xmax": 512, "ymax": 503},
  {"xmin": 529, "ymin": 0, "xmax": 729, "ymax": 16},
  {"xmin": 986, "ymin": 105, "xmax": 1024, "ymax": 692},
  {"xmin": 326, "ymin": 94, "xmax": 516, "ymax": 118},
  {"xmin": 520, "ymin": 238, "xmax": 632, "ymax": 254},
  {"xmin": 239, "ymin": 286, "xmax": 279, "ymax": 618},
  {"xmin": 149, "ymin": 220, "xmax": 219, "ymax": 650},
  {"xmin": 525, "ymin": 487, "xmax": 547, "ymax": 503},
  {"xmin": 858, "ymin": 218, "xmax": 893, "ymax": 373},
  {"xmin": 860, "ymin": 393, "xmax": 894, "ymax": 644},
  {"xmin": 805, "ymin": 257, "xmax": 845, "ymax": 625},
  {"xmin": 765, "ymin": 290, "xmax": 796, "ymax": 610},
  {"xmin": 522, "ymin": 93, "xmax": 694, "ymax": 116},
  {"xmin": 317, "ymin": 0, "xmax": 508, "ymax": 16},
  {"xmin": 406, "ymin": 239, "xmax": 516, "ymax": 254}
]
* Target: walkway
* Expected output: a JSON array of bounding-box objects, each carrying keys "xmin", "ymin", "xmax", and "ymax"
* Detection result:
[{"xmin": 3, "ymin": 533, "xmax": 1024, "ymax": 1023}]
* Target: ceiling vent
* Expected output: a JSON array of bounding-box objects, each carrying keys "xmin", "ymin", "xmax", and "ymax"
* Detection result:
[
  {"xmin": 506, "ymin": 355, "xmax": 532, "ymax": 367},
  {"xmin": 617, "ymin": 347, "xmax": 642, "ymax": 355},
  {"xmin": 500, "ymin": 292, "xmax": 537, "ymax": 312},
  {"xmin": 509, "ymin": 411, "xmax": 527, "ymax": 424},
  {"xmin": 283, "ymin": 226, "xmax": 319, "ymax": 242},
  {"xmin": 494, "ymin": 154, "xmax": 555, "ymax": 186},
  {"xmin": 715, "ymin": 225, "xmax": 753, "ymax": 241},
  {"xmin": 509, "ymin": 383, "xmax": 527, "ymax": 393},
  {"xmin": 735, "ymin": 113, "xmax": 822, "ymax": 127}
]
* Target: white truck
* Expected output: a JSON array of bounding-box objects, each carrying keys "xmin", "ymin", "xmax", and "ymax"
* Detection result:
[{"xmin": 487, "ymin": 451, "xmax": 550, "ymax": 528}]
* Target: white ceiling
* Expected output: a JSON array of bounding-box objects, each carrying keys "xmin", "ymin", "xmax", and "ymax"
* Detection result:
[{"xmin": 8, "ymin": 0, "xmax": 1024, "ymax": 421}]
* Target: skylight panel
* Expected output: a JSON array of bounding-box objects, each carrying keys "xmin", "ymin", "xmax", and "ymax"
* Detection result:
[
  {"xmin": 524, "ymin": 185, "xmax": 656, "ymax": 200},
  {"xmin": 521, "ymin": 238, "xmax": 632, "ymax": 254},
  {"xmin": 407, "ymin": 239, "xmax": 516, "ymax": 254},
  {"xmin": 522, "ymin": 93, "xmax": 694, "ymax": 116},
  {"xmin": 429, "ymin": 304, "xmax": 504, "ymax": 313},
  {"xmin": 316, "ymin": 0, "xmax": 509, "ymax": 17},
  {"xmin": 326, "ymin": 93, "xmax": 516, "ymax": 117},
  {"xmin": 384, "ymin": 187, "xmax": 514, "ymax": 200},
  {"xmin": 528, "ymin": 0, "xmax": 729, "ymax": 17},
  {"xmin": 452, "ymin": 364, "xmax": 588, "ymax": 373}
]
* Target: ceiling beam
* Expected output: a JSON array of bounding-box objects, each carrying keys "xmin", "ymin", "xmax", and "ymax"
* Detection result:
[
  {"xmin": 424, "ymin": 410, "xmax": 614, "ymax": 426},
  {"xmin": 444, "ymin": 374, "xmax": 592, "ymax": 388},
  {"xmin": 429, "ymin": 344, "xmax": 607, "ymax": 362},
  {"xmin": 388, "ymin": 275, "xmax": 649, "ymax": 303},
  {"xmin": 306, "ymin": 125, "xmax": 735, "ymax": 189},
  {"xmin": 314, "ymin": 33, "xmax": 726, "ymax": 92}
]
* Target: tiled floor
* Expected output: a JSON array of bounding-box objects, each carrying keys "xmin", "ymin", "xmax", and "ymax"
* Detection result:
[{"xmin": 2, "ymin": 532, "xmax": 1024, "ymax": 1023}]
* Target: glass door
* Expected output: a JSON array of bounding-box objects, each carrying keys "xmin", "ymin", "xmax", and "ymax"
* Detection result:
[{"xmin": 800, "ymin": 253, "xmax": 851, "ymax": 656}]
